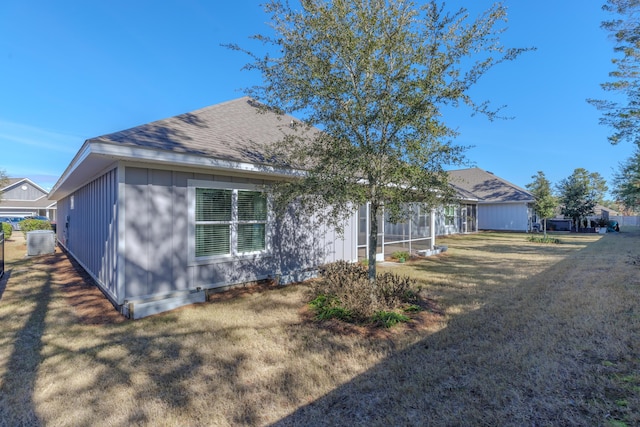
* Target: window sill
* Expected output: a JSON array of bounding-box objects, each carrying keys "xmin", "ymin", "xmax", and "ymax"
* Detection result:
[{"xmin": 190, "ymin": 251, "xmax": 272, "ymax": 266}]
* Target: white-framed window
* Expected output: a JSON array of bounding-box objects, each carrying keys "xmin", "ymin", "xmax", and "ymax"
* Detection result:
[
  {"xmin": 444, "ymin": 205, "xmax": 456, "ymax": 226},
  {"xmin": 189, "ymin": 180, "xmax": 270, "ymax": 264}
]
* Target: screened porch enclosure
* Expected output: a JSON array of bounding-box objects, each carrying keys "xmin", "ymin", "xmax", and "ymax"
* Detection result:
[
  {"xmin": 460, "ymin": 203, "xmax": 478, "ymax": 233},
  {"xmin": 357, "ymin": 203, "xmax": 436, "ymax": 261}
]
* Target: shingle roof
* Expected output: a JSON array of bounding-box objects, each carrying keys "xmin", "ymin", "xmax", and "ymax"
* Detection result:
[
  {"xmin": 4, "ymin": 178, "xmax": 24, "ymax": 187},
  {"xmin": 1, "ymin": 177, "xmax": 50, "ymax": 195},
  {"xmin": 91, "ymin": 97, "xmax": 306, "ymax": 166},
  {"xmin": 448, "ymin": 167, "xmax": 534, "ymax": 203},
  {"xmin": 0, "ymin": 198, "xmax": 55, "ymax": 209}
]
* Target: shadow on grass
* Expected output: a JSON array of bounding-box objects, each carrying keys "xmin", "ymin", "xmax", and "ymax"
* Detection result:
[
  {"xmin": 271, "ymin": 232, "xmax": 639, "ymax": 426},
  {"xmin": 0, "ymin": 255, "xmax": 53, "ymax": 425},
  {"xmin": 0, "ymin": 270, "xmax": 9, "ymax": 301},
  {"xmin": 1, "ymin": 230, "xmax": 636, "ymax": 426}
]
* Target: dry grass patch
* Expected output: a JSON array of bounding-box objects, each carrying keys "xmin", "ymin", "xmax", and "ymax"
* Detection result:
[{"xmin": 1, "ymin": 230, "xmax": 639, "ymax": 426}]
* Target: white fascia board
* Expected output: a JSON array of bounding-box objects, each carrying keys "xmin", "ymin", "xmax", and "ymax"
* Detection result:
[
  {"xmin": 477, "ymin": 200, "xmax": 534, "ymax": 205},
  {"xmin": 2, "ymin": 177, "xmax": 48, "ymax": 195},
  {"xmin": 48, "ymin": 141, "xmax": 94, "ymax": 198},
  {"xmin": 90, "ymin": 142, "xmax": 305, "ymax": 179},
  {"xmin": 49, "ymin": 140, "xmax": 305, "ymax": 200},
  {"xmin": 22, "ymin": 178, "xmax": 49, "ymax": 194},
  {"xmin": 0, "ymin": 178, "xmax": 27, "ymax": 192}
]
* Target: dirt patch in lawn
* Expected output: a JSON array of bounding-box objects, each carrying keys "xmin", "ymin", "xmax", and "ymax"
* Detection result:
[{"xmin": 49, "ymin": 251, "xmax": 127, "ymax": 325}]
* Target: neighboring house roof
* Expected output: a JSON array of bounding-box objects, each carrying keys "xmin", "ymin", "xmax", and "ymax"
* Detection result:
[
  {"xmin": 1, "ymin": 177, "xmax": 49, "ymax": 196},
  {"xmin": 0, "ymin": 178, "xmax": 56, "ymax": 210},
  {"xmin": 448, "ymin": 167, "xmax": 534, "ymax": 203},
  {"xmin": 592, "ymin": 204, "xmax": 620, "ymax": 217},
  {"xmin": 0, "ymin": 199, "xmax": 56, "ymax": 209},
  {"xmin": 449, "ymin": 182, "xmax": 480, "ymax": 202},
  {"xmin": 50, "ymin": 97, "xmax": 308, "ymax": 200}
]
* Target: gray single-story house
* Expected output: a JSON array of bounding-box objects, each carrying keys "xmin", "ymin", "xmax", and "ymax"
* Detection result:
[
  {"xmin": 0, "ymin": 178, "xmax": 57, "ymax": 222},
  {"xmin": 49, "ymin": 98, "xmax": 531, "ymax": 318},
  {"xmin": 49, "ymin": 97, "xmax": 363, "ymax": 318},
  {"xmin": 448, "ymin": 167, "xmax": 536, "ymax": 232}
]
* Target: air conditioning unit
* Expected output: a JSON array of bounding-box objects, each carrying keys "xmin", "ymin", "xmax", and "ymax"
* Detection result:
[{"xmin": 27, "ymin": 230, "xmax": 55, "ymax": 256}]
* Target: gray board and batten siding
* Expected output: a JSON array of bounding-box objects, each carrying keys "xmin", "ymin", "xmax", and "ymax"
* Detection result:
[
  {"xmin": 55, "ymin": 162, "xmax": 357, "ymax": 319},
  {"xmin": 56, "ymin": 168, "xmax": 119, "ymax": 305}
]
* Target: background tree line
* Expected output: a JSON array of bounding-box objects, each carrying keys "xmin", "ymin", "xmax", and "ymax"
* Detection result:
[{"xmin": 590, "ymin": 0, "xmax": 640, "ymax": 213}]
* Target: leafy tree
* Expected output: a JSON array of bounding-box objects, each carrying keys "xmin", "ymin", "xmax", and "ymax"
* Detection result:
[
  {"xmin": 590, "ymin": 171, "xmax": 609, "ymax": 205},
  {"xmin": 588, "ymin": 0, "xmax": 640, "ymax": 146},
  {"xmin": 230, "ymin": 0, "xmax": 530, "ymax": 282},
  {"xmin": 0, "ymin": 169, "xmax": 8, "ymax": 202},
  {"xmin": 557, "ymin": 168, "xmax": 608, "ymax": 230},
  {"xmin": 612, "ymin": 148, "xmax": 640, "ymax": 212},
  {"xmin": 526, "ymin": 171, "xmax": 557, "ymax": 238}
]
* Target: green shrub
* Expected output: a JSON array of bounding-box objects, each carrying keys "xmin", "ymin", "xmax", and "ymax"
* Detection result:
[
  {"xmin": 1, "ymin": 222, "xmax": 11, "ymax": 239},
  {"xmin": 20, "ymin": 219, "xmax": 52, "ymax": 238},
  {"xmin": 391, "ymin": 251, "xmax": 410, "ymax": 262},
  {"xmin": 403, "ymin": 304, "xmax": 421, "ymax": 313},
  {"xmin": 527, "ymin": 235, "xmax": 560, "ymax": 244},
  {"xmin": 309, "ymin": 294, "xmax": 353, "ymax": 321},
  {"xmin": 372, "ymin": 311, "xmax": 410, "ymax": 328}
]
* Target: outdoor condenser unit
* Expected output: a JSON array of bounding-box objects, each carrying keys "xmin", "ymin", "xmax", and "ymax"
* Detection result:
[{"xmin": 27, "ymin": 230, "xmax": 55, "ymax": 256}]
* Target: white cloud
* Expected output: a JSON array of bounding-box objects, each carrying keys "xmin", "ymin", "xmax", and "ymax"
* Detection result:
[{"xmin": 0, "ymin": 120, "xmax": 83, "ymax": 154}]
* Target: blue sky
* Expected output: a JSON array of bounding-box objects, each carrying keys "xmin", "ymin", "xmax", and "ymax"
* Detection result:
[{"xmin": 1, "ymin": 0, "xmax": 636, "ymax": 195}]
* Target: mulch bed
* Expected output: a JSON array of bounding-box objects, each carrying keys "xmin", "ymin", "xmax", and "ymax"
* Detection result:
[{"xmin": 35, "ymin": 247, "xmax": 127, "ymax": 325}]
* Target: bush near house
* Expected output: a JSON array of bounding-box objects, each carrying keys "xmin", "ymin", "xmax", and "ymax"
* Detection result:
[
  {"xmin": 391, "ymin": 251, "xmax": 410, "ymax": 262},
  {"xmin": 19, "ymin": 219, "xmax": 52, "ymax": 238},
  {"xmin": 311, "ymin": 261, "xmax": 420, "ymax": 327},
  {"xmin": 527, "ymin": 235, "xmax": 561, "ymax": 244},
  {"xmin": 1, "ymin": 222, "xmax": 11, "ymax": 239}
]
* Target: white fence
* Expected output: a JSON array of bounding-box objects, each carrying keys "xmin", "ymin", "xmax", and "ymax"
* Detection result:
[{"xmin": 610, "ymin": 215, "xmax": 640, "ymax": 227}]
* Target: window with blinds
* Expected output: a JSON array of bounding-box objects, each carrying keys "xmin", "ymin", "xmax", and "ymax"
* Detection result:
[
  {"xmin": 194, "ymin": 187, "xmax": 268, "ymax": 259},
  {"xmin": 237, "ymin": 191, "xmax": 267, "ymax": 253},
  {"xmin": 195, "ymin": 189, "xmax": 232, "ymax": 257}
]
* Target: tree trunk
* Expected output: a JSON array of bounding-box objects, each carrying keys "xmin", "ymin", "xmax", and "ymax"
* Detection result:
[
  {"xmin": 368, "ymin": 202, "xmax": 379, "ymax": 283},
  {"xmin": 367, "ymin": 202, "xmax": 380, "ymax": 307},
  {"xmin": 543, "ymin": 218, "xmax": 547, "ymax": 239}
]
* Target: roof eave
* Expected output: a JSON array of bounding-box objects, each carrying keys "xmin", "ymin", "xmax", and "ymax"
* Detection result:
[{"xmin": 48, "ymin": 140, "xmax": 304, "ymax": 200}]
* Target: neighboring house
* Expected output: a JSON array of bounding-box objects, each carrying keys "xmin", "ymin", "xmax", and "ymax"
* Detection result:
[
  {"xmin": 448, "ymin": 167, "xmax": 536, "ymax": 232},
  {"xmin": 49, "ymin": 98, "xmax": 533, "ymax": 318},
  {"xmin": 0, "ymin": 178, "xmax": 57, "ymax": 222},
  {"xmin": 591, "ymin": 204, "xmax": 619, "ymax": 221}
]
